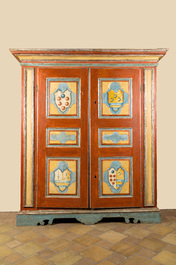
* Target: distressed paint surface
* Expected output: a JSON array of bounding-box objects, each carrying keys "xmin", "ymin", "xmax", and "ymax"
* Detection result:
[
  {"xmin": 144, "ymin": 69, "xmax": 155, "ymax": 206},
  {"xmin": 15, "ymin": 54, "xmax": 164, "ymax": 63},
  {"xmin": 99, "ymin": 158, "xmax": 133, "ymax": 197},
  {"xmin": 46, "ymin": 128, "xmax": 80, "ymax": 147},
  {"xmin": 46, "ymin": 78, "xmax": 81, "ymax": 118},
  {"xmin": 47, "ymin": 158, "xmax": 80, "ymax": 197},
  {"xmin": 24, "ymin": 68, "xmax": 34, "ymax": 207},
  {"xmin": 10, "ymin": 49, "xmax": 167, "ymax": 217},
  {"xmin": 99, "ymin": 128, "xmax": 132, "ymax": 147},
  {"xmin": 21, "ymin": 62, "xmax": 159, "ymax": 67},
  {"xmin": 99, "ymin": 79, "xmax": 132, "ymax": 118},
  {"xmin": 17, "ymin": 210, "xmax": 161, "ymax": 226}
]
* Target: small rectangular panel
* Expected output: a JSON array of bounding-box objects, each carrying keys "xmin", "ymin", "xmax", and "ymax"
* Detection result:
[
  {"xmin": 46, "ymin": 78, "xmax": 81, "ymax": 118},
  {"xmin": 98, "ymin": 78, "xmax": 132, "ymax": 118},
  {"xmin": 144, "ymin": 69, "xmax": 155, "ymax": 206},
  {"xmin": 46, "ymin": 128, "xmax": 80, "ymax": 147},
  {"xmin": 24, "ymin": 68, "xmax": 35, "ymax": 207},
  {"xmin": 99, "ymin": 128, "xmax": 132, "ymax": 147},
  {"xmin": 46, "ymin": 157, "xmax": 80, "ymax": 198},
  {"xmin": 99, "ymin": 157, "xmax": 133, "ymax": 198}
]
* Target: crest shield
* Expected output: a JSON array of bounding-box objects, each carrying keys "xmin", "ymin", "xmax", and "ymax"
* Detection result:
[
  {"xmin": 102, "ymin": 82, "xmax": 128, "ymax": 115},
  {"xmin": 54, "ymin": 168, "xmax": 71, "ymax": 192},
  {"xmin": 108, "ymin": 88, "xmax": 124, "ymax": 112},
  {"xmin": 54, "ymin": 89, "xmax": 71, "ymax": 113},
  {"xmin": 108, "ymin": 167, "xmax": 125, "ymax": 190}
]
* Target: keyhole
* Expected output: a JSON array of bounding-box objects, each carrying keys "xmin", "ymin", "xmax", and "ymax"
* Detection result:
[
  {"xmin": 94, "ymin": 101, "xmax": 96, "ymax": 104},
  {"xmin": 94, "ymin": 175, "xmax": 97, "ymax": 179}
]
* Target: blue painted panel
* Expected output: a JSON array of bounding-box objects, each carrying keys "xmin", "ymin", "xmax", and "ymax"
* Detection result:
[
  {"xmin": 99, "ymin": 157, "xmax": 133, "ymax": 198},
  {"xmin": 98, "ymin": 128, "xmax": 133, "ymax": 148},
  {"xmin": 21, "ymin": 63, "xmax": 159, "ymax": 67},
  {"xmin": 46, "ymin": 157, "xmax": 80, "ymax": 198},
  {"xmin": 46, "ymin": 128, "xmax": 80, "ymax": 147},
  {"xmin": 17, "ymin": 211, "xmax": 161, "ymax": 226},
  {"xmin": 46, "ymin": 78, "xmax": 81, "ymax": 119},
  {"xmin": 98, "ymin": 78, "xmax": 132, "ymax": 119}
]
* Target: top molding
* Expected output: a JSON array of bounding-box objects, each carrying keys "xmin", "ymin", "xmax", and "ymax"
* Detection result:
[{"xmin": 10, "ymin": 48, "xmax": 167, "ymax": 65}]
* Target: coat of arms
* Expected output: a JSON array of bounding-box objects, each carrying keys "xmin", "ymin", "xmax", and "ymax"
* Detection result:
[
  {"xmin": 103, "ymin": 160, "xmax": 129, "ymax": 194},
  {"xmin": 54, "ymin": 167, "xmax": 71, "ymax": 192},
  {"xmin": 103, "ymin": 82, "xmax": 128, "ymax": 114},
  {"xmin": 54, "ymin": 88, "xmax": 71, "ymax": 113},
  {"xmin": 50, "ymin": 82, "xmax": 76, "ymax": 114},
  {"xmin": 108, "ymin": 167, "xmax": 125, "ymax": 190},
  {"xmin": 50, "ymin": 161, "xmax": 76, "ymax": 194}
]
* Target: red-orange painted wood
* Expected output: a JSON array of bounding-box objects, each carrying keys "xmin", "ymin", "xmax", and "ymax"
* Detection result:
[
  {"xmin": 12, "ymin": 49, "xmax": 167, "ymax": 215},
  {"xmin": 141, "ymin": 68, "xmax": 145, "ymax": 208},
  {"xmin": 90, "ymin": 68, "xmax": 142, "ymax": 208},
  {"xmin": 37, "ymin": 68, "xmax": 89, "ymax": 208}
]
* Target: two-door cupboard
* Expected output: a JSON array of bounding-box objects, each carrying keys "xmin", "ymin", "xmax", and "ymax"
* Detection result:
[{"xmin": 11, "ymin": 49, "xmax": 167, "ymax": 225}]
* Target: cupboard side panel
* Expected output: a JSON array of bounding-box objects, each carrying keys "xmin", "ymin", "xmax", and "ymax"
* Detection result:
[{"xmin": 21, "ymin": 67, "xmax": 35, "ymax": 209}]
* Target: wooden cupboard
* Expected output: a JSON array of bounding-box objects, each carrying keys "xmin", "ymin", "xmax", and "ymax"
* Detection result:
[{"xmin": 11, "ymin": 49, "xmax": 167, "ymax": 225}]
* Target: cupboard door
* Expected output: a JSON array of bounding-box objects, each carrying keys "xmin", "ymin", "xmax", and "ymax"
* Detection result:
[
  {"xmin": 90, "ymin": 69, "xmax": 142, "ymax": 208},
  {"xmin": 37, "ymin": 68, "xmax": 89, "ymax": 208}
]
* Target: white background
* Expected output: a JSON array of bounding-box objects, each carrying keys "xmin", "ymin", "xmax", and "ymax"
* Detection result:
[{"xmin": 0, "ymin": 0, "xmax": 175, "ymax": 211}]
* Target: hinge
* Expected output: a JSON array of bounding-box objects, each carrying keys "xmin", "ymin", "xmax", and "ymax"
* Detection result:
[
  {"xmin": 36, "ymin": 84, "xmax": 38, "ymax": 92},
  {"xmin": 140, "ymin": 84, "xmax": 142, "ymax": 92},
  {"xmin": 35, "ymin": 184, "xmax": 37, "ymax": 191}
]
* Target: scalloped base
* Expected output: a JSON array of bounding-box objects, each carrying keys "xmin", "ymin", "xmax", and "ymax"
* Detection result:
[{"xmin": 16, "ymin": 208, "xmax": 161, "ymax": 226}]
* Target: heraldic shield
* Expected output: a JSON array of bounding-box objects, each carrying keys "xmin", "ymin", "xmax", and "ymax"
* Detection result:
[
  {"xmin": 108, "ymin": 167, "xmax": 125, "ymax": 190},
  {"xmin": 54, "ymin": 88, "xmax": 71, "ymax": 113},
  {"xmin": 103, "ymin": 160, "xmax": 129, "ymax": 194},
  {"xmin": 50, "ymin": 82, "xmax": 77, "ymax": 114},
  {"xmin": 50, "ymin": 161, "xmax": 76, "ymax": 193},
  {"xmin": 102, "ymin": 82, "xmax": 128, "ymax": 114},
  {"xmin": 54, "ymin": 167, "xmax": 71, "ymax": 192}
]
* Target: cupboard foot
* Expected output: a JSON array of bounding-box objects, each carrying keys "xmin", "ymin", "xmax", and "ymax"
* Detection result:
[{"xmin": 16, "ymin": 208, "xmax": 161, "ymax": 226}]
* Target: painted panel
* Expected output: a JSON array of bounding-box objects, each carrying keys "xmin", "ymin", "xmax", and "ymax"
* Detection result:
[
  {"xmin": 46, "ymin": 158, "xmax": 80, "ymax": 197},
  {"xmin": 21, "ymin": 63, "xmax": 159, "ymax": 67},
  {"xmin": 98, "ymin": 78, "xmax": 132, "ymax": 118},
  {"xmin": 24, "ymin": 68, "xmax": 35, "ymax": 207},
  {"xmin": 99, "ymin": 128, "xmax": 132, "ymax": 147},
  {"xmin": 46, "ymin": 128, "xmax": 80, "ymax": 147},
  {"xmin": 144, "ymin": 69, "xmax": 155, "ymax": 206},
  {"xmin": 16, "ymin": 54, "xmax": 164, "ymax": 63},
  {"xmin": 46, "ymin": 78, "xmax": 81, "ymax": 118},
  {"xmin": 99, "ymin": 157, "xmax": 133, "ymax": 198}
]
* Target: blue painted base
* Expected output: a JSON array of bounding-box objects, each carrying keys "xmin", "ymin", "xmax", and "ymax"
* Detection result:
[{"xmin": 16, "ymin": 208, "xmax": 161, "ymax": 226}]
